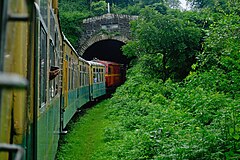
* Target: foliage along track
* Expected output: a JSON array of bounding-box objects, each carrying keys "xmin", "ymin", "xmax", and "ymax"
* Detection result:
[{"xmin": 56, "ymin": 100, "xmax": 111, "ymax": 160}]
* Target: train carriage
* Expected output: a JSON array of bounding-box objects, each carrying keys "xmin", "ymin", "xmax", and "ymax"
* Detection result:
[
  {"xmin": 62, "ymin": 36, "xmax": 90, "ymax": 129},
  {"xmin": 33, "ymin": 1, "xmax": 62, "ymax": 160},
  {"xmin": 93, "ymin": 60, "xmax": 125, "ymax": 89},
  {"xmin": 0, "ymin": 1, "xmax": 32, "ymax": 160},
  {"xmin": 88, "ymin": 61, "xmax": 106, "ymax": 100}
]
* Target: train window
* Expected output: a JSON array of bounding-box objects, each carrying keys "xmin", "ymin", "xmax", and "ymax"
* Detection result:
[
  {"xmin": 75, "ymin": 61, "xmax": 77, "ymax": 88},
  {"xmin": 86, "ymin": 65, "xmax": 89, "ymax": 85},
  {"xmin": 71, "ymin": 62, "xmax": 75, "ymax": 89},
  {"xmin": 79, "ymin": 65, "xmax": 81, "ymax": 86},
  {"xmin": 77, "ymin": 65, "xmax": 79, "ymax": 87},
  {"xmin": 50, "ymin": 10, "xmax": 55, "ymax": 39},
  {"xmin": 55, "ymin": 30, "xmax": 59, "ymax": 52},
  {"xmin": 84, "ymin": 74, "xmax": 86, "ymax": 86},
  {"xmin": 86, "ymin": 66, "xmax": 88, "ymax": 85},
  {"xmin": 102, "ymin": 69, "xmax": 104, "ymax": 82},
  {"xmin": 96, "ymin": 68, "xmax": 99, "ymax": 82},
  {"xmin": 40, "ymin": 0, "xmax": 48, "ymax": 26},
  {"xmin": 81, "ymin": 65, "xmax": 83, "ymax": 86},
  {"xmin": 79, "ymin": 68, "xmax": 81, "ymax": 88},
  {"xmin": 40, "ymin": 27, "xmax": 47, "ymax": 107},
  {"xmin": 68, "ymin": 57, "xmax": 71, "ymax": 90},
  {"xmin": 93, "ymin": 67, "xmax": 97, "ymax": 83},
  {"xmin": 77, "ymin": 65, "xmax": 80, "ymax": 88},
  {"xmin": 82, "ymin": 65, "xmax": 86, "ymax": 86},
  {"xmin": 49, "ymin": 42, "xmax": 55, "ymax": 99},
  {"xmin": 49, "ymin": 42, "xmax": 55, "ymax": 67},
  {"xmin": 82, "ymin": 65, "xmax": 84, "ymax": 86},
  {"xmin": 101, "ymin": 69, "xmax": 104, "ymax": 82},
  {"xmin": 108, "ymin": 67, "xmax": 111, "ymax": 74},
  {"xmin": 80, "ymin": 65, "xmax": 82, "ymax": 86},
  {"xmin": 82, "ymin": 71, "xmax": 84, "ymax": 86},
  {"xmin": 84, "ymin": 64, "xmax": 89, "ymax": 85},
  {"xmin": 98, "ymin": 68, "xmax": 101, "ymax": 82}
]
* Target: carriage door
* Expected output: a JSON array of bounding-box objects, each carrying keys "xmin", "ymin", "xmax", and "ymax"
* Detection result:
[{"xmin": 63, "ymin": 57, "xmax": 68, "ymax": 109}]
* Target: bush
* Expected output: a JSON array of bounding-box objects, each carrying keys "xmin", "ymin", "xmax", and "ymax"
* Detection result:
[{"xmin": 92, "ymin": 61, "xmax": 240, "ymax": 159}]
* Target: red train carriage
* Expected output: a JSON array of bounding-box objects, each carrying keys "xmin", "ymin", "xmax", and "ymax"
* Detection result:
[{"xmin": 93, "ymin": 60, "xmax": 126, "ymax": 89}]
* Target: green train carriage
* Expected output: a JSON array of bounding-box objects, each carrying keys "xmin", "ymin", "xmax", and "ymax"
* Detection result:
[
  {"xmin": 35, "ymin": 1, "xmax": 62, "ymax": 159},
  {"xmin": 88, "ymin": 61, "xmax": 106, "ymax": 100}
]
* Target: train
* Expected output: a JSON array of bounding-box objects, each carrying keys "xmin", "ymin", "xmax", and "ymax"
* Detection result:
[
  {"xmin": 0, "ymin": 1, "xmax": 125, "ymax": 160},
  {"xmin": 93, "ymin": 59, "xmax": 126, "ymax": 90}
]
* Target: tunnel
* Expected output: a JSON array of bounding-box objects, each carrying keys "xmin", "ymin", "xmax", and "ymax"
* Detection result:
[{"xmin": 82, "ymin": 39, "xmax": 130, "ymax": 65}]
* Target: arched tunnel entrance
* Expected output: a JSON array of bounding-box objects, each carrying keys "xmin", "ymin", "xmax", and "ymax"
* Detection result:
[
  {"xmin": 82, "ymin": 39, "xmax": 130, "ymax": 65},
  {"xmin": 82, "ymin": 39, "xmax": 130, "ymax": 91}
]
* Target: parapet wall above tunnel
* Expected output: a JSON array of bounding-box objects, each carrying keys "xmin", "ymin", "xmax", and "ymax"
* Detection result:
[{"xmin": 77, "ymin": 13, "xmax": 138, "ymax": 56}]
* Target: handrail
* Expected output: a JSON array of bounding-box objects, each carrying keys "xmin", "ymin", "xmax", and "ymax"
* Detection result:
[
  {"xmin": 0, "ymin": 72, "xmax": 28, "ymax": 89},
  {"xmin": 8, "ymin": 14, "xmax": 29, "ymax": 21},
  {"xmin": 0, "ymin": 143, "xmax": 24, "ymax": 160}
]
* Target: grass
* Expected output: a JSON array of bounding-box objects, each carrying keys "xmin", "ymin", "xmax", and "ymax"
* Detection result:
[{"xmin": 56, "ymin": 100, "xmax": 112, "ymax": 160}]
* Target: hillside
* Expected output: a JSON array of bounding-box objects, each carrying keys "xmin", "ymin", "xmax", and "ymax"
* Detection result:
[{"xmin": 57, "ymin": 0, "xmax": 240, "ymax": 159}]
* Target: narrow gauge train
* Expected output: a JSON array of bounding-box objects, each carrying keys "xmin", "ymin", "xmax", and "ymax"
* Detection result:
[
  {"xmin": 0, "ymin": 0, "xmax": 122, "ymax": 160},
  {"xmin": 93, "ymin": 59, "xmax": 126, "ymax": 90}
]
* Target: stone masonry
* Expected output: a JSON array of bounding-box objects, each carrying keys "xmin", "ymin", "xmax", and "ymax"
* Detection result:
[{"xmin": 76, "ymin": 13, "xmax": 138, "ymax": 56}]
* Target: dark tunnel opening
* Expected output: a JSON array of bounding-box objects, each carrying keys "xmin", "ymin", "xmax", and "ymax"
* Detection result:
[{"xmin": 82, "ymin": 39, "xmax": 130, "ymax": 65}]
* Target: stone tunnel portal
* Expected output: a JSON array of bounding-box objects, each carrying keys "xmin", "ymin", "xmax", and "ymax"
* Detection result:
[{"xmin": 82, "ymin": 39, "xmax": 130, "ymax": 65}]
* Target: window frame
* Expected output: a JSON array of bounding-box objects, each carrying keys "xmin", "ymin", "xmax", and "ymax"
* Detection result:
[{"xmin": 39, "ymin": 25, "xmax": 48, "ymax": 108}]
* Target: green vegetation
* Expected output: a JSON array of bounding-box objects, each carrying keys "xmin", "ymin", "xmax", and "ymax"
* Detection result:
[
  {"xmin": 92, "ymin": 1, "xmax": 239, "ymax": 159},
  {"xmin": 123, "ymin": 8, "xmax": 202, "ymax": 81},
  {"xmin": 56, "ymin": 101, "xmax": 112, "ymax": 160},
  {"xmin": 95, "ymin": 65, "xmax": 239, "ymax": 159},
  {"xmin": 58, "ymin": 0, "xmax": 90, "ymax": 47},
  {"xmin": 58, "ymin": 0, "xmax": 240, "ymax": 159}
]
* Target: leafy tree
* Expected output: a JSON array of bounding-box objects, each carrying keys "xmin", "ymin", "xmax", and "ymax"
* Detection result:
[
  {"xmin": 139, "ymin": 0, "xmax": 165, "ymax": 5},
  {"xmin": 186, "ymin": 0, "xmax": 215, "ymax": 8},
  {"xmin": 167, "ymin": 0, "xmax": 181, "ymax": 8},
  {"xmin": 60, "ymin": 11, "xmax": 91, "ymax": 47},
  {"xmin": 151, "ymin": 3, "xmax": 168, "ymax": 14},
  {"xmin": 112, "ymin": 3, "xmax": 142, "ymax": 15},
  {"xmin": 197, "ymin": 13, "xmax": 240, "ymax": 96},
  {"xmin": 186, "ymin": 0, "xmax": 231, "ymax": 12},
  {"xmin": 123, "ymin": 7, "xmax": 202, "ymax": 81},
  {"xmin": 91, "ymin": 1, "xmax": 108, "ymax": 16},
  {"xmin": 59, "ymin": 0, "xmax": 90, "ymax": 12},
  {"xmin": 59, "ymin": 0, "xmax": 93, "ymax": 47}
]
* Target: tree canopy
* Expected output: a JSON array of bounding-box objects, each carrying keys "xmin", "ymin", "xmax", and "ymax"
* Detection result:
[{"xmin": 123, "ymin": 7, "xmax": 202, "ymax": 81}]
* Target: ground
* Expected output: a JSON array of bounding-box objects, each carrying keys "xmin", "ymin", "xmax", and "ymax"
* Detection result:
[{"xmin": 56, "ymin": 100, "xmax": 111, "ymax": 160}]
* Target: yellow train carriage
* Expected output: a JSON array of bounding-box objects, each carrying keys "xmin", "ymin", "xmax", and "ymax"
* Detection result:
[
  {"xmin": 0, "ymin": 0, "xmax": 33, "ymax": 160},
  {"xmin": 62, "ymin": 36, "xmax": 90, "ymax": 129}
]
